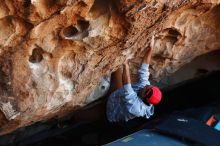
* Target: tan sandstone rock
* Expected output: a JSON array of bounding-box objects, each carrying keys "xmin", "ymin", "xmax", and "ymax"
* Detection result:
[{"xmin": 0, "ymin": 0, "xmax": 220, "ymax": 135}]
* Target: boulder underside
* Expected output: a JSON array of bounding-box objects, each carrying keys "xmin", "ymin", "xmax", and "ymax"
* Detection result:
[{"xmin": 0, "ymin": 0, "xmax": 220, "ymax": 135}]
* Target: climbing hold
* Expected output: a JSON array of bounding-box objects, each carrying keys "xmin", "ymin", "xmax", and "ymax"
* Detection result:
[
  {"xmin": 29, "ymin": 47, "xmax": 44, "ymax": 63},
  {"xmin": 101, "ymin": 85, "xmax": 105, "ymax": 90},
  {"xmin": 77, "ymin": 20, "xmax": 90, "ymax": 32},
  {"xmin": 62, "ymin": 25, "xmax": 78, "ymax": 38},
  {"xmin": 62, "ymin": 19, "xmax": 90, "ymax": 41}
]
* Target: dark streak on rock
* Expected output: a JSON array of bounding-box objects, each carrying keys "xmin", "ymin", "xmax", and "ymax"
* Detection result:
[
  {"xmin": 0, "ymin": 55, "xmax": 14, "ymax": 97},
  {"xmin": 23, "ymin": 0, "xmax": 31, "ymax": 19}
]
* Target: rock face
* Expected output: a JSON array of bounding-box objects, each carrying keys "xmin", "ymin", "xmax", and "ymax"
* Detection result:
[{"xmin": 0, "ymin": 0, "xmax": 220, "ymax": 135}]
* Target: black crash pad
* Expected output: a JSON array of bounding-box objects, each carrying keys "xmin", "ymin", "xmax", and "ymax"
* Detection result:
[{"xmin": 156, "ymin": 115, "xmax": 220, "ymax": 146}]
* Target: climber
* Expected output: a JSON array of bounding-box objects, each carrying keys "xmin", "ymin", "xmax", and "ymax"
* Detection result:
[{"xmin": 106, "ymin": 43, "xmax": 162, "ymax": 122}]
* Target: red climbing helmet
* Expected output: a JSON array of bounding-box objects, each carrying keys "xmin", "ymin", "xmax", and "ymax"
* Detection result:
[{"xmin": 145, "ymin": 86, "xmax": 162, "ymax": 105}]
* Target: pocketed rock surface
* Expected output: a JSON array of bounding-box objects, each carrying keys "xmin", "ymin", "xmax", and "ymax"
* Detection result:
[{"xmin": 0, "ymin": 0, "xmax": 219, "ymax": 135}]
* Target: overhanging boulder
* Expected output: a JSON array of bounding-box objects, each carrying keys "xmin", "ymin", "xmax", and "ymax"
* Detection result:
[{"xmin": 0, "ymin": 0, "xmax": 220, "ymax": 135}]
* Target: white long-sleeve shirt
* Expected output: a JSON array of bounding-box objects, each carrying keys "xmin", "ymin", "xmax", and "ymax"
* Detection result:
[{"xmin": 106, "ymin": 64, "xmax": 154, "ymax": 122}]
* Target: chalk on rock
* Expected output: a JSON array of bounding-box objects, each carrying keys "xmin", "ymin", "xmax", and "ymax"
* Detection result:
[{"xmin": 85, "ymin": 76, "xmax": 110, "ymax": 104}]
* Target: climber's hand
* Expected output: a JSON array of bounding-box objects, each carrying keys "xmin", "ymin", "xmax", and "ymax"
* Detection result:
[{"xmin": 150, "ymin": 34, "xmax": 155, "ymax": 49}]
